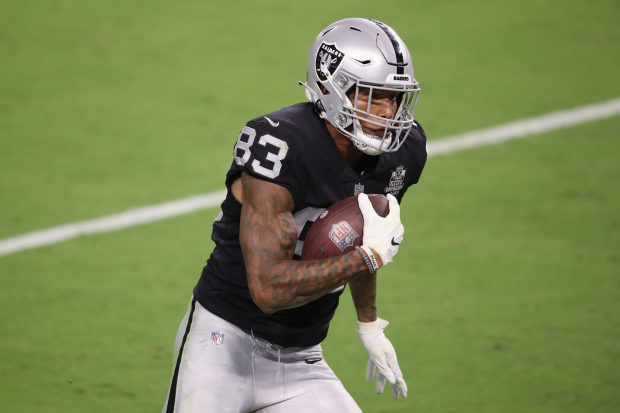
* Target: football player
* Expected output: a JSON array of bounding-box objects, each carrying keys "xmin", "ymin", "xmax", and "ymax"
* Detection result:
[{"xmin": 163, "ymin": 17, "xmax": 427, "ymax": 412}]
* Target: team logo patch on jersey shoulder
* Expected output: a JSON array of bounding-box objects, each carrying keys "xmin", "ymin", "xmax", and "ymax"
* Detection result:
[
  {"xmin": 210, "ymin": 330, "xmax": 224, "ymax": 345},
  {"xmin": 329, "ymin": 221, "xmax": 359, "ymax": 251},
  {"xmin": 316, "ymin": 43, "xmax": 344, "ymax": 81},
  {"xmin": 385, "ymin": 165, "xmax": 407, "ymax": 196}
]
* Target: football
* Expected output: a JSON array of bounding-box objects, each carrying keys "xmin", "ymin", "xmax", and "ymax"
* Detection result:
[{"xmin": 301, "ymin": 194, "xmax": 390, "ymax": 260}]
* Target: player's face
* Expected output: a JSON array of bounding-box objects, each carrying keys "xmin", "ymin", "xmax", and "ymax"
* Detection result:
[{"xmin": 351, "ymin": 87, "xmax": 400, "ymax": 137}]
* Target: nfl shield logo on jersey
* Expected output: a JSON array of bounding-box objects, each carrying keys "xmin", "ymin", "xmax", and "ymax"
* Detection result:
[
  {"xmin": 353, "ymin": 184, "xmax": 365, "ymax": 196},
  {"xmin": 210, "ymin": 330, "xmax": 224, "ymax": 345},
  {"xmin": 329, "ymin": 221, "xmax": 360, "ymax": 251}
]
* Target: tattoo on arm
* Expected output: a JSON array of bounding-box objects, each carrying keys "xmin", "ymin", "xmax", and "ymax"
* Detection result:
[{"xmin": 239, "ymin": 173, "xmax": 369, "ymax": 313}]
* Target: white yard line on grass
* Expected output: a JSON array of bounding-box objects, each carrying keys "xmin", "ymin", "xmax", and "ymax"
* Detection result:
[
  {"xmin": 0, "ymin": 191, "xmax": 226, "ymax": 257},
  {"xmin": 2, "ymin": 97, "xmax": 620, "ymax": 257}
]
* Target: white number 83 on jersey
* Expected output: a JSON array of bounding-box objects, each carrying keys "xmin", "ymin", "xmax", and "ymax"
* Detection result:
[{"xmin": 233, "ymin": 126, "xmax": 289, "ymax": 179}]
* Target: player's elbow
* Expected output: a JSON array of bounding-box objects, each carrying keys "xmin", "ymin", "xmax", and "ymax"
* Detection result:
[
  {"xmin": 249, "ymin": 286, "xmax": 278, "ymax": 314},
  {"xmin": 247, "ymin": 272, "xmax": 279, "ymax": 314}
]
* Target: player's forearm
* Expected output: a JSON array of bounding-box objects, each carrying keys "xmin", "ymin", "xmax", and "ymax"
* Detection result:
[
  {"xmin": 239, "ymin": 173, "xmax": 368, "ymax": 313},
  {"xmin": 349, "ymin": 271, "xmax": 377, "ymax": 322},
  {"xmin": 246, "ymin": 249, "xmax": 369, "ymax": 314}
]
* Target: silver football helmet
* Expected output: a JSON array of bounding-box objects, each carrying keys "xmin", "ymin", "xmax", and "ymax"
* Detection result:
[{"xmin": 300, "ymin": 18, "xmax": 421, "ymax": 155}]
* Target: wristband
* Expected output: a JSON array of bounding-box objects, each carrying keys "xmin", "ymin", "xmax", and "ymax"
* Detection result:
[
  {"xmin": 361, "ymin": 245, "xmax": 380, "ymax": 272},
  {"xmin": 355, "ymin": 246, "xmax": 375, "ymax": 273},
  {"xmin": 356, "ymin": 245, "xmax": 380, "ymax": 273}
]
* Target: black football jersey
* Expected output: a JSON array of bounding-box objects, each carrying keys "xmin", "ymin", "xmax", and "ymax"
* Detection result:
[{"xmin": 193, "ymin": 102, "xmax": 427, "ymax": 348}]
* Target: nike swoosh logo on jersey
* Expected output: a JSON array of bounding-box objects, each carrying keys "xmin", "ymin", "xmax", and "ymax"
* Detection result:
[
  {"xmin": 391, "ymin": 238, "xmax": 400, "ymax": 246},
  {"xmin": 264, "ymin": 116, "xmax": 279, "ymax": 127}
]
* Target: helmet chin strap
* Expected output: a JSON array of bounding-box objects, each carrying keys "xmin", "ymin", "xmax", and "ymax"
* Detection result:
[
  {"xmin": 351, "ymin": 118, "xmax": 392, "ymax": 156},
  {"xmin": 352, "ymin": 139, "xmax": 382, "ymax": 156}
]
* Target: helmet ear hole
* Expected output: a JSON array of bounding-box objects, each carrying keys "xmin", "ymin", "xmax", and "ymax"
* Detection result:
[{"xmin": 318, "ymin": 83, "xmax": 330, "ymax": 95}]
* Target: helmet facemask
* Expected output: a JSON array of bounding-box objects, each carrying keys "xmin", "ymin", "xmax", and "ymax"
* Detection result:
[
  {"xmin": 303, "ymin": 18, "xmax": 421, "ymax": 156},
  {"xmin": 337, "ymin": 80, "xmax": 420, "ymax": 155}
]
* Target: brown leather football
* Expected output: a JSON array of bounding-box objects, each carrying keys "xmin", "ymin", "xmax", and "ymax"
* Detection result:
[{"xmin": 301, "ymin": 194, "xmax": 389, "ymax": 260}]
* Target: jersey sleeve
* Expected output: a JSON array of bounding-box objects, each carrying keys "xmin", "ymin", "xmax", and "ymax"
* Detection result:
[
  {"xmin": 393, "ymin": 121, "xmax": 428, "ymax": 203},
  {"xmin": 232, "ymin": 117, "xmax": 304, "ymax": 207},
  {"xmin": 406, "ymin": 121, "xmax": 428, "ymax": 185}
]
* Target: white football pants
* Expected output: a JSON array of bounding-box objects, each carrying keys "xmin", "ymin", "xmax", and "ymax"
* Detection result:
[{"xmin": 162, "ymin": 298, "xmax": 361, "ymax": 413}]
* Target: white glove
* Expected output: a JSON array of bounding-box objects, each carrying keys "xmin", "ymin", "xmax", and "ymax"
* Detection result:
[
  {"xmin": 358, "ymin": 193, "xmax": 404, "ymax": 266},
  {"xmin": 357, "ymin": 318, "xmax": 408, "ymax": 399}
]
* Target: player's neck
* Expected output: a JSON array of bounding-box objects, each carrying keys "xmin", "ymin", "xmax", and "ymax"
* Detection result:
[{"xmin": 325, "ymin": 121, "xmax": 365, "ymax": 169}]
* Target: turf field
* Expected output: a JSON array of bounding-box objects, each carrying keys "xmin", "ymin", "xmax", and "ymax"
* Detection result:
[{"xmin": 1, "ymin": 0, "xmax": 619, "ymax": 412}]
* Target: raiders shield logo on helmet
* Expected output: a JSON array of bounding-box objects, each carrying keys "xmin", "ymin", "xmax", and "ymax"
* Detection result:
[{"xmin": 316, "ymin": 43, "xmax": 344, "ymax": 81}]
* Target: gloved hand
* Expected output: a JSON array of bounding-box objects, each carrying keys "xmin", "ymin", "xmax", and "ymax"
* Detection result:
[
  {"xmin": 358, "ymin": 193, "xmax": 404, "ymax": 267},
  {"xmin": 357, "ymin": 318, "xmax": 408, "ymax": 399}
]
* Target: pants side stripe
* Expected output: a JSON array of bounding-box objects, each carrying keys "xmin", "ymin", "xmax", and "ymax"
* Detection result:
[{"xmin": 165, "ymin": 297, "xmax": 197, "ymax": 413}]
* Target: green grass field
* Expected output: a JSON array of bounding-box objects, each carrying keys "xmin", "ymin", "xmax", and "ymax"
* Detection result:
[{"xmin": 1, "ymin": 0, "xmax": 619, "ymax": 412}]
